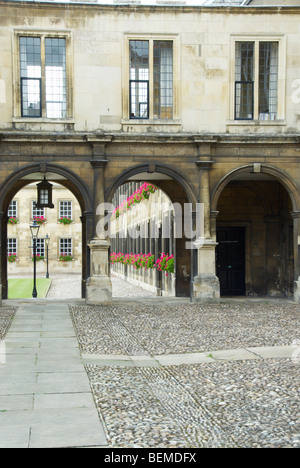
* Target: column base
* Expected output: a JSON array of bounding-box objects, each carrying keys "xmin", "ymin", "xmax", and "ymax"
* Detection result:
[
  {"xmin": 85, "ymin": 237, "xmax": 112, "ymax": 305},
  {"xmin": 294, "ymin": 279, "xmax": 300, "ymax": 303},
  {"xmin": 86, "ymin": 275, "xmax": 112, "ymax": 305},
  {"xmin": 192, "ymin": 274, "xmax": 220, "ymax": 303}
]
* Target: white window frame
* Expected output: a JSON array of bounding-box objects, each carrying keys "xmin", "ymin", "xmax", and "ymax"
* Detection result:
[
  {"xmin": 59, "ymin": 238, "xmax": 73, "ymax": 257},
  {"xmin": 8, "ymin": 200, "xmax": 17, "ymax": 218},
  {"xmin": 32, "ymin": 201, "xmax": 45, "ymax": 219},
  {"xmin": 59, "ymin": 200, "xmax": 72, "ymax": 219},
  {"xmin": 7, "ymin": 238, "xmax": 17, "ymax": 255}
]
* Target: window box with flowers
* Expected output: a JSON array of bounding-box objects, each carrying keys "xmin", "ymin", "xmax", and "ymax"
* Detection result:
[
  {"xmin": 30, "ymin": 216, "xmax": 47, "ymax": 225},
  {"xmin": 8, "ymin": 217, "xmax": 19, "ymax": 225},
  {"xmin": 31, "ymin": 254, "xmax": 45, "ymax": 262},
  {"xmin": 58, "ymin": 217, "xmax": 73, "ymax": 225},
  {"xmin": 58, "ymin": 254, "xmax": 74, "ymax": 262},
  {"xmin": 7, "ymin": 253, "xmax": 18, "ymax": 263},
  {"xmin": 110, "ymin": 252, "xmax": 174, "ymax": 276}
]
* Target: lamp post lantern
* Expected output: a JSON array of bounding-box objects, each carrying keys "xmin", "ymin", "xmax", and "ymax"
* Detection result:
[
  {"xmin": 36, "ymin": 177, "xmax": 54, "ymax": 209},
  {"xmin": 30, "ymin": 219, "xmax": 40, "ymax": 298}
]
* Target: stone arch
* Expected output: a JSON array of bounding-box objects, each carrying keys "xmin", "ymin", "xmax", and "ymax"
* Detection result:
[
  {"xmin": 211, "ymin": 164, "xmax": 300, "ymax": 298},
  {"xmin": 106, "ymin": 163, "xmax": 197, "ymax": 298},
  {"xmin": 0, "ymin": 163, "xmax": 93, "ymax": 299},
  {"xmin": 106, "ymin": 162, "xmax": 197, "ymax": 207},
  {"xmin": 211, "ymin": 164, "xmax": 300, "ymax": 213}
]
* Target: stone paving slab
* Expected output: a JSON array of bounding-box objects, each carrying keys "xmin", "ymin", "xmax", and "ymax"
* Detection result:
[{"xmin": 0, "ymin": 303, "xmax": 108, "ymax": 448}]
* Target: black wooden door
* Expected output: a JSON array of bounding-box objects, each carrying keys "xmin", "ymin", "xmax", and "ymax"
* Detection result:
[{"xmin": 216, "ymin": 227, "xmax": 246, "ymax": 296}]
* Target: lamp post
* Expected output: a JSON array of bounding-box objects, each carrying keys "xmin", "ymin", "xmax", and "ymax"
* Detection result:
[
  {"xmin": 45, "ymin": 234, "xmax": 50, "ymax": 279},
  {"xmin": 30, "ymin": 219, "xmax": 40, "ymax": 298}
]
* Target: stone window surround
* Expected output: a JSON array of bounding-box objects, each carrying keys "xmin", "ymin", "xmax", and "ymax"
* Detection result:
[
  {"xmin": 122, "ymin": 33, "xmax": 181, "ymax": 125},
  {"xmin": 228, "ymin": 34, "xmax": 287, "ymax": 125},
  {"xmin": 12, "ymin": 28, "xmax": 74, "ymax": 123}
]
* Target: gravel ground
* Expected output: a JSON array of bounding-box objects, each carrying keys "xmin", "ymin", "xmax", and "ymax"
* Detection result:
[{"xmin": 70, "ymin": 300, "xmax": 300, "ymax": 449}]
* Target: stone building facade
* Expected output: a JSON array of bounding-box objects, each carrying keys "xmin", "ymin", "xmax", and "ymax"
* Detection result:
[
  {"xmin": 7, "ymin": 183, "xmax": 82, "ymax": 276},
  {"xmin": 1, "ymin": 0, "xmax": 300, "ymax": 303}
]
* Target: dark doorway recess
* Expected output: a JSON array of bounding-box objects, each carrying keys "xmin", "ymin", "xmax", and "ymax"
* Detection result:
[{"xmin": 216, "ymin": 226, "xmax": 246, "ymax": 296}]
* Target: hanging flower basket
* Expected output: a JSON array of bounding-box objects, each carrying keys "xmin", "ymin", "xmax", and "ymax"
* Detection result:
[
  {"xmin": 30, "ymin": 216, "xmax": 47, "ymax": 225},
  {"xmin": 8, "ymin": 217, "xmax": 19, "ymax": 225},
  {"xmin": 112, "ymin": 182, "xmax": 158, "ymax": 220},
  {"xmin": 58, "ymin": 217, "xmax": 73, "ymax": 225},
  {"xmin": 7, "ymin": 253, "xmax": 18, "ymax": 263}
]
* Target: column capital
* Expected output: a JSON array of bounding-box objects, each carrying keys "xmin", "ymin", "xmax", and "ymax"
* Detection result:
[
  {"xmin": 195, "ymin": 160, "xmax": 215, "ymax": 170},
  {"xmin": 90, "ymin": 159, "xmax": 108, "ymax": 170}
]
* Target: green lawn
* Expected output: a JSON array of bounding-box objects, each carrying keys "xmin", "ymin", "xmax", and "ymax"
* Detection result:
[{"xmin": 8, "ymin": 278, "xmax": 52, "ymax": 299}]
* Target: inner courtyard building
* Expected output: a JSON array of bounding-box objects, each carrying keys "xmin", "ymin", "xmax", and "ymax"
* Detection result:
[{"xmin": 1, "ymin": 0, "xmax": 300, "ymax": 303}]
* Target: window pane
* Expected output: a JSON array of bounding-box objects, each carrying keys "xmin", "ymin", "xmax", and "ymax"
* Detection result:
[
  {"xmin": 129, "ymin": 41, "xmax": 149, "ymax": 119},
  {"xmin": 153, "ymin": 41, "xmax": 173, "ymax": 119},
  {"xmin": 59, "ymin": 201, "xmax": 72, "ymax": 219},
  {"xmin": 59, "ymin": 238, "xmax": 72, "ymax": 256},
  {"xmin": 35, "ymin": 238, "xmax": 45, "ymax": 258},
  {"xmin": 7, "ymin": 239, "xmax": 17, "ymax": 256},
  {"xmin": 8, "ymin": 200, "xmax": 17, "ymax": 218},
  {"xmin": 20, "ymin": 37, "xmax": 41, "ymax": 117},
  {"xmin": 45, "ymin": 38, "xmax": 67, "ymax": 118},
  {"xmin": 235, "ymin": 42, "xmax": 254, "ymax": 120},
  {"xmin": 259, "ymin": 42, "xmax": 278, "ymax": 120},
  {"xmin": 32, "ymin": 201, "xmax": 45, "ymax": 218}
]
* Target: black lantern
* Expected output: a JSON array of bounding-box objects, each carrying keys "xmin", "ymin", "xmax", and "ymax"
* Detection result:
[{"xmin": 36, "ymin": 177, "xmax": 54, "ymax": 209}]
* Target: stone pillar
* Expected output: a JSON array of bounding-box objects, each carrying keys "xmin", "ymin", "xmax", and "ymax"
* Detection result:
[
  {"xmin": 192, "ymin": 157, "xmax": 220, "ymax": 303},
  {"xmin": 292, "ymin": 211, "xmax": 300, "ymax": 303},
  {"xmin": 86, "ymin": 145, "xmax": 112, "ymax": 304},
  {"xmin": 86, "ymin": 238, "xmax": 112, "ymax": 305}
]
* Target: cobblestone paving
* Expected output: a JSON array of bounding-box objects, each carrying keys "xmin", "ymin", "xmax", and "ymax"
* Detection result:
[
  {"xmin": 3, "ymin": 275, "xmax": 300, "ymax": 448},
  {"xmin": 70, "ymin": 300, "xmax": 300, "ymax": 448},
  {"xmin": 0, "ymin": 307, "xmax": 16, "ymax": 340}
]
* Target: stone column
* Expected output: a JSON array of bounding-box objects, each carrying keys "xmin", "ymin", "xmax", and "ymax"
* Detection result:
[
  {"xmin": 86, "ymin": 145, "xmax": 112, "ymax": 305},
  {"xmin": 192, "ymin": 156, "xmax": 220, "ymax": 303},
  {"xmin": 292, "ymin": 211, "xmax": 300, "ymax": 303}
]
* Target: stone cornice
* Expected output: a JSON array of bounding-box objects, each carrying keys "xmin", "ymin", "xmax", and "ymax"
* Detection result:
[
  {"xmin": 1, "ymin": 1, "xmax": 300, "ymax": 15},
  {"xmin": 1, "ymin": 131, "xmax": 300, "ymax": 146}
]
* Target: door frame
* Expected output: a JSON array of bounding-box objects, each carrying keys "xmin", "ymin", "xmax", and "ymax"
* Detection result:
[{"xmin": 216, "ymin": 222, "xmax": 251, "ymax": 296}]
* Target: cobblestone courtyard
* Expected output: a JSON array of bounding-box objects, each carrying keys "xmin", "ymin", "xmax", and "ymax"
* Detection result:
[{"xmin": 1, "ymin": 274, "xmax": 300, "ymax": 448}]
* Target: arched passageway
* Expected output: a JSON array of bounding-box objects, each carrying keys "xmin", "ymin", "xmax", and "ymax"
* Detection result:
[
  {"xmin": 212, "ymin": 165, "xmax": 300, "ymax": 299},
  {"xmin": 107, "ymin": 165, "xmax": 197, "ymax": 298},
  {"xmin": 0, "ymin": 164, "xmax": 93, "ymax": 299}
]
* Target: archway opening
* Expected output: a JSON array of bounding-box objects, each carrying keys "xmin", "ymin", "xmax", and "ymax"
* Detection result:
[
  {"xmin": 107, "ymin": 169, "xmax": 194, "ymax": 298},
  {"xmin": 1, "ymin": 168, "xmax": 91, "ymax": 300},
  {"xmin": 6, "ymin": 181, "xmax": 82, "ymax": 300},
  {"xmin": 216, "ymin": 172, "xmax": 294, "ymax": 298}
]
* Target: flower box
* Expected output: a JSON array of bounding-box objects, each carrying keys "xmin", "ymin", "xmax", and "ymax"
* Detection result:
[
  {"xmin": 58, "ymin": 254, "xmax": 74, "ymax": 262},
  {"xmin": 30, "ymin": 216, "xmax": 47, "ymax": 225},
  {"xmin": 31, "ymin": 254, "xmax": 45, "ymax": 262},
  {"xmin": 7, "ymin": 253, "xmax": 18, "ymax": 263},
  {"xmin": 8, "ymin": 217, "xmax": 19, "ymax": 225},
  {"xmin": 58, "ymin": 217, "xmax": 73, "ymax": 225}
]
